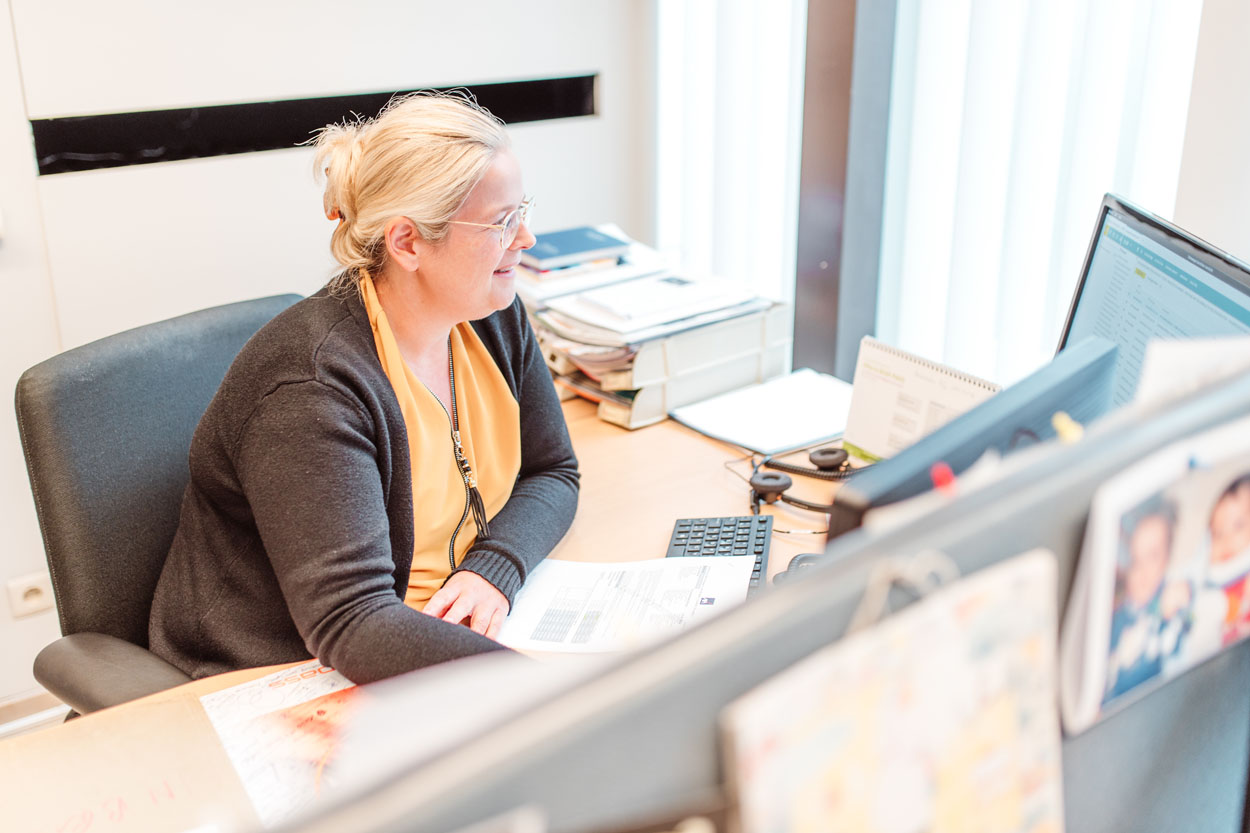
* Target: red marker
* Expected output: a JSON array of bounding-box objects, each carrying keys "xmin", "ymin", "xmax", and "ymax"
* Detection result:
[{"xmin": 930, "ymin": 461, "xmax": 956, "ymax": 492}]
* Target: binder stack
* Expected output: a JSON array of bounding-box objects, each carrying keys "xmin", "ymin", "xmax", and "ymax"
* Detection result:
[
  {"xmin": 516, "ymin": 225, "xmax": 669, "ymax": 309},
  {"xmin": 522, "ymin": 225, "xmax": 791, "ymax": 429}
]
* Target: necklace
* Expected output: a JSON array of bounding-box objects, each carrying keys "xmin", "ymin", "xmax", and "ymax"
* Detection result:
[{"xmin": 443, "ymin": 337, "xmax": 490, "ymax": 570}]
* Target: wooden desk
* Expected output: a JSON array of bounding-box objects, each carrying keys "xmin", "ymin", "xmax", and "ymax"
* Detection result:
[
  {"xmin": 554, "ymin": 397, "xmax": 831, "ymax": 577},
  {"xmin": 1, "ymin": 401, "xmax": 834, "ymax": 830}
]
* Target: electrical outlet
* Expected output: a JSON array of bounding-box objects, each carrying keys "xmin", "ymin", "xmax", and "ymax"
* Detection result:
[{"xmin": 7, "ymin": 571, "xmax": 54, "ymax": 618}]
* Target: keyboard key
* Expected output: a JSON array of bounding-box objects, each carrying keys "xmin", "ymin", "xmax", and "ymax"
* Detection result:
[{"xmin": 664, "ymin": 515, "xmax": 772, "ymax": 596}]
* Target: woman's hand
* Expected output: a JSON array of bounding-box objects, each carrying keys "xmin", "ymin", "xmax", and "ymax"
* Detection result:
[{"xmin": 423, "ymin": 571, "xmax": 509, "ymax": 640}]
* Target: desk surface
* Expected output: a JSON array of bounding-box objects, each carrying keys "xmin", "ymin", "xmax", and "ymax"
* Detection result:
[
  {"xmin": 1, "ymin": 400, "xmax": 834, "ymax": 831},
  {"xmin": 554, "ymin": 397, "xmax": 831, "ymax": 572}
]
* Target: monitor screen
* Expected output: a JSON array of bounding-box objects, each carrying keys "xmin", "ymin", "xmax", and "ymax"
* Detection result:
[{"xmin": 1058, "ymin": 195, "xmax": 1250, "ymax": 406}]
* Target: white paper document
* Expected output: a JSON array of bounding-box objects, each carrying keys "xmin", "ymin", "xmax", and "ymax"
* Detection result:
[
  {"xmin": 200, "ymin": 661, "xmax": 358, "ymax": 826},
  {"xmin": 1134, "ymin": 336, "xmax": 1250, "ymax": 407},
  {"xmin": 498, "ymin": 556, "xmax": 754, "ymax": 653},
  {"xmin": 668, "ymin": 368, "xmax": 854, "ymax": 455},
  {"xmin": 544, "ymin": 273, "xmax": 761, "ymax": 336}
]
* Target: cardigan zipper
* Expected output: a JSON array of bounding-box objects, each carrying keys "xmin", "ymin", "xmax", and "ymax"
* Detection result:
[{"xmin": 443, "ymin": 338, "xmax": 491, "ymax": 573}]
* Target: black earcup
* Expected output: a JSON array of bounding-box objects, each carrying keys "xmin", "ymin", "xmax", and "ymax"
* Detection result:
[
  {"xmin": 748, "ymin": 470, "xmax": 793, "ymax": 503},
  {"xmin": 809, "ymin": 446, "xmax": 849, "ymax": 471}
]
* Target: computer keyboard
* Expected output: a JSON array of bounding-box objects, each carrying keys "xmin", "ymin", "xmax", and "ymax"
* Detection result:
[{"xmin": 665, "ymin": 515, "xmax": 772, "ymax": 596}]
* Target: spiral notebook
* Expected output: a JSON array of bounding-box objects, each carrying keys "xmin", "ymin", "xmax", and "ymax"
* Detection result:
[{"xmin": 843, "ymin": 336, "xmax": 1000, "ymax": 463}]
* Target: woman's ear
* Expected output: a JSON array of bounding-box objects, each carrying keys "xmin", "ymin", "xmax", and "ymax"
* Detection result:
[{"xmin": 384, "ymin": 217, "xmax": 423, "ymax": 272}]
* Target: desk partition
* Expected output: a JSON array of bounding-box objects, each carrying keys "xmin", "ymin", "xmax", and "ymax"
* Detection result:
[{"xmin": 280, "ymin": 372, "xmax": 1250, "ymax": 833}]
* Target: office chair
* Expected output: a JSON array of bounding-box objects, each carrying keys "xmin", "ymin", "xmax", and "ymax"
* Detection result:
[{"xmin": 14, "ymin": 294, "xmax": 301, "ymax": 715}]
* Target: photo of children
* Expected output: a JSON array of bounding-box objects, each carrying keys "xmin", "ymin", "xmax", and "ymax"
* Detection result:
[
  {"xmin": 1104, "ymin": 495, "xmax": 1191, "ymax": 704},
  {"xmin": 1062, "ymin": 414, "xmax": 1250, "ymax": 734},
  {"xmin": 1200, "ymin": 473, "xmax": 1250, "ymax": 646}
]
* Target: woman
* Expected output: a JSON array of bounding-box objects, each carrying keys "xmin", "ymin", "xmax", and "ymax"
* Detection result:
[{"xmin": 149, "ymin": 93, "xmax": 580, "ymax": 684}]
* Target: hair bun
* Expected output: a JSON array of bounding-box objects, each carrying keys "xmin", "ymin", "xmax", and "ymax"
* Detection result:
[
  {"xmin": 311, "ymin": 92, "xmax": 509, "ymax": 290},
  {"xmin": 315, "ymin": 122, "xmax": 364, "ymax": 223}
]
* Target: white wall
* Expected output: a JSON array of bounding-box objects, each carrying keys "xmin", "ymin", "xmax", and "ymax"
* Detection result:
[
  {"xmin": 0, "ymin": 0, "xmax": 657, "ymax": 702},
  {"xmin": 1174, "ymin": 0, "xmax": 1250, "ymax": 261},
  {"xmin": 15, "ymin": 0, "xmax": 658, "ymax": 349},
  {"xmin": 0, "ymin": 0, "xmax": 63, "ymax": 706}
]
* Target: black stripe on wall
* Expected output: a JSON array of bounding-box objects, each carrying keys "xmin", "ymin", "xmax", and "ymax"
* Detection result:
[{"xmin": 31, "ymin": 75, "xmax": 596, "ymax": 176}]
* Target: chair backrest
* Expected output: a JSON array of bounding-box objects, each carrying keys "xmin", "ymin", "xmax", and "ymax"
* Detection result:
[{"xmin": 14, "ymin": 295, "xmax": 301, "ymax": 647}]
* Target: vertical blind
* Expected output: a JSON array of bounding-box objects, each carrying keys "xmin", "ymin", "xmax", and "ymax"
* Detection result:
[
  {"xmin": 654, "ymin": 0, "xmax": 810, "ymax": 303},
  {"xmin": 878, "ymin": 0, "xmax": 1205, "ymax": 384}
]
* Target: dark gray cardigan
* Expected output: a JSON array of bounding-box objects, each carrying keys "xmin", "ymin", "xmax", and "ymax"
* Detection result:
[{"xmin": 148, "ymin": 287, "xmax": 580, "ymax": 683}]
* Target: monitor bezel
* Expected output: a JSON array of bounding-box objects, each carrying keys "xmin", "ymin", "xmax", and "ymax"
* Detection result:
[{"xmin": 1055, "ymin": 193, "xmax": 1250, "ymax": 354}]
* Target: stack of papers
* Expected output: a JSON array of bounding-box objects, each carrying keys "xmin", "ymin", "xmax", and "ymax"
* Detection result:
[
  {"xmin": 527, "ymin": 224, "xmax": 790, "ymax": 430},
  {"xmin": 515, "ymin": 224, "xmax": 668, "ymax": 308},
  {"xmin": 539, "ymin": 273, "xmax": 769, "ymax": 346}
]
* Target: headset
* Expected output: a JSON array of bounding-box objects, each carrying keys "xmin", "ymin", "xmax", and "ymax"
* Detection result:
[
  {"xmin": 751, "ymin": 423, "xmax": 1041, "ymax": 519},
  {"xmin": 748, "ymin": 445, "xmax": 869, "ymax": 516}
]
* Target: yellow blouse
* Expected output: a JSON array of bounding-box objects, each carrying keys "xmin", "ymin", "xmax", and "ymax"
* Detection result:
[{"xmin": 360, "ymin": 275, "xmax": 521, "ymax": 609}]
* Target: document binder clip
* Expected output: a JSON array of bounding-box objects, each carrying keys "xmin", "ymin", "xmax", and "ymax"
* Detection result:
[
  {"xmin": 930, "ymin": 461, "xmax": 957, "ymax": 493},
  {"xmin": 1052, "ymin": 411, "xmax": 1084, "ymax": 444},
  {"xmin": 847, "ymin": 550, "xmax": 960, "ymax": 634}
]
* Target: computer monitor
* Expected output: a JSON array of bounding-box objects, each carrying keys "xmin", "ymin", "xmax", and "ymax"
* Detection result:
[
  {"xmin": 827, "ymin": 335, "xmax": 1118, "ymax": 537},
  {"xmin": 1058, "ymin": 193, "xmax": 1250, "ymax": 407},
  {"xmin": 827, "ymin": 196, "xmax": 1250, "ymax": 539}
]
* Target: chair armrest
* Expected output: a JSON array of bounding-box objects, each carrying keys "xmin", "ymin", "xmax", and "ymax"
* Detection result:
[{"xmin": 33, "ymin": 632, "xmax": 193, "ymax": 715}]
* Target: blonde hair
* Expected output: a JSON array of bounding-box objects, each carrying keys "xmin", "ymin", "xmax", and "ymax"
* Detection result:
[{"xmin": 313, "ymin": 91, "xmax": 509, "ymax": 290}]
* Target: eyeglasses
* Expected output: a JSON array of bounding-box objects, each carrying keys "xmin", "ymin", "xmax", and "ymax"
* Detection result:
[{"xmin": 448, "ymin": 197, "xmax": 534, "ymax": 250}]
